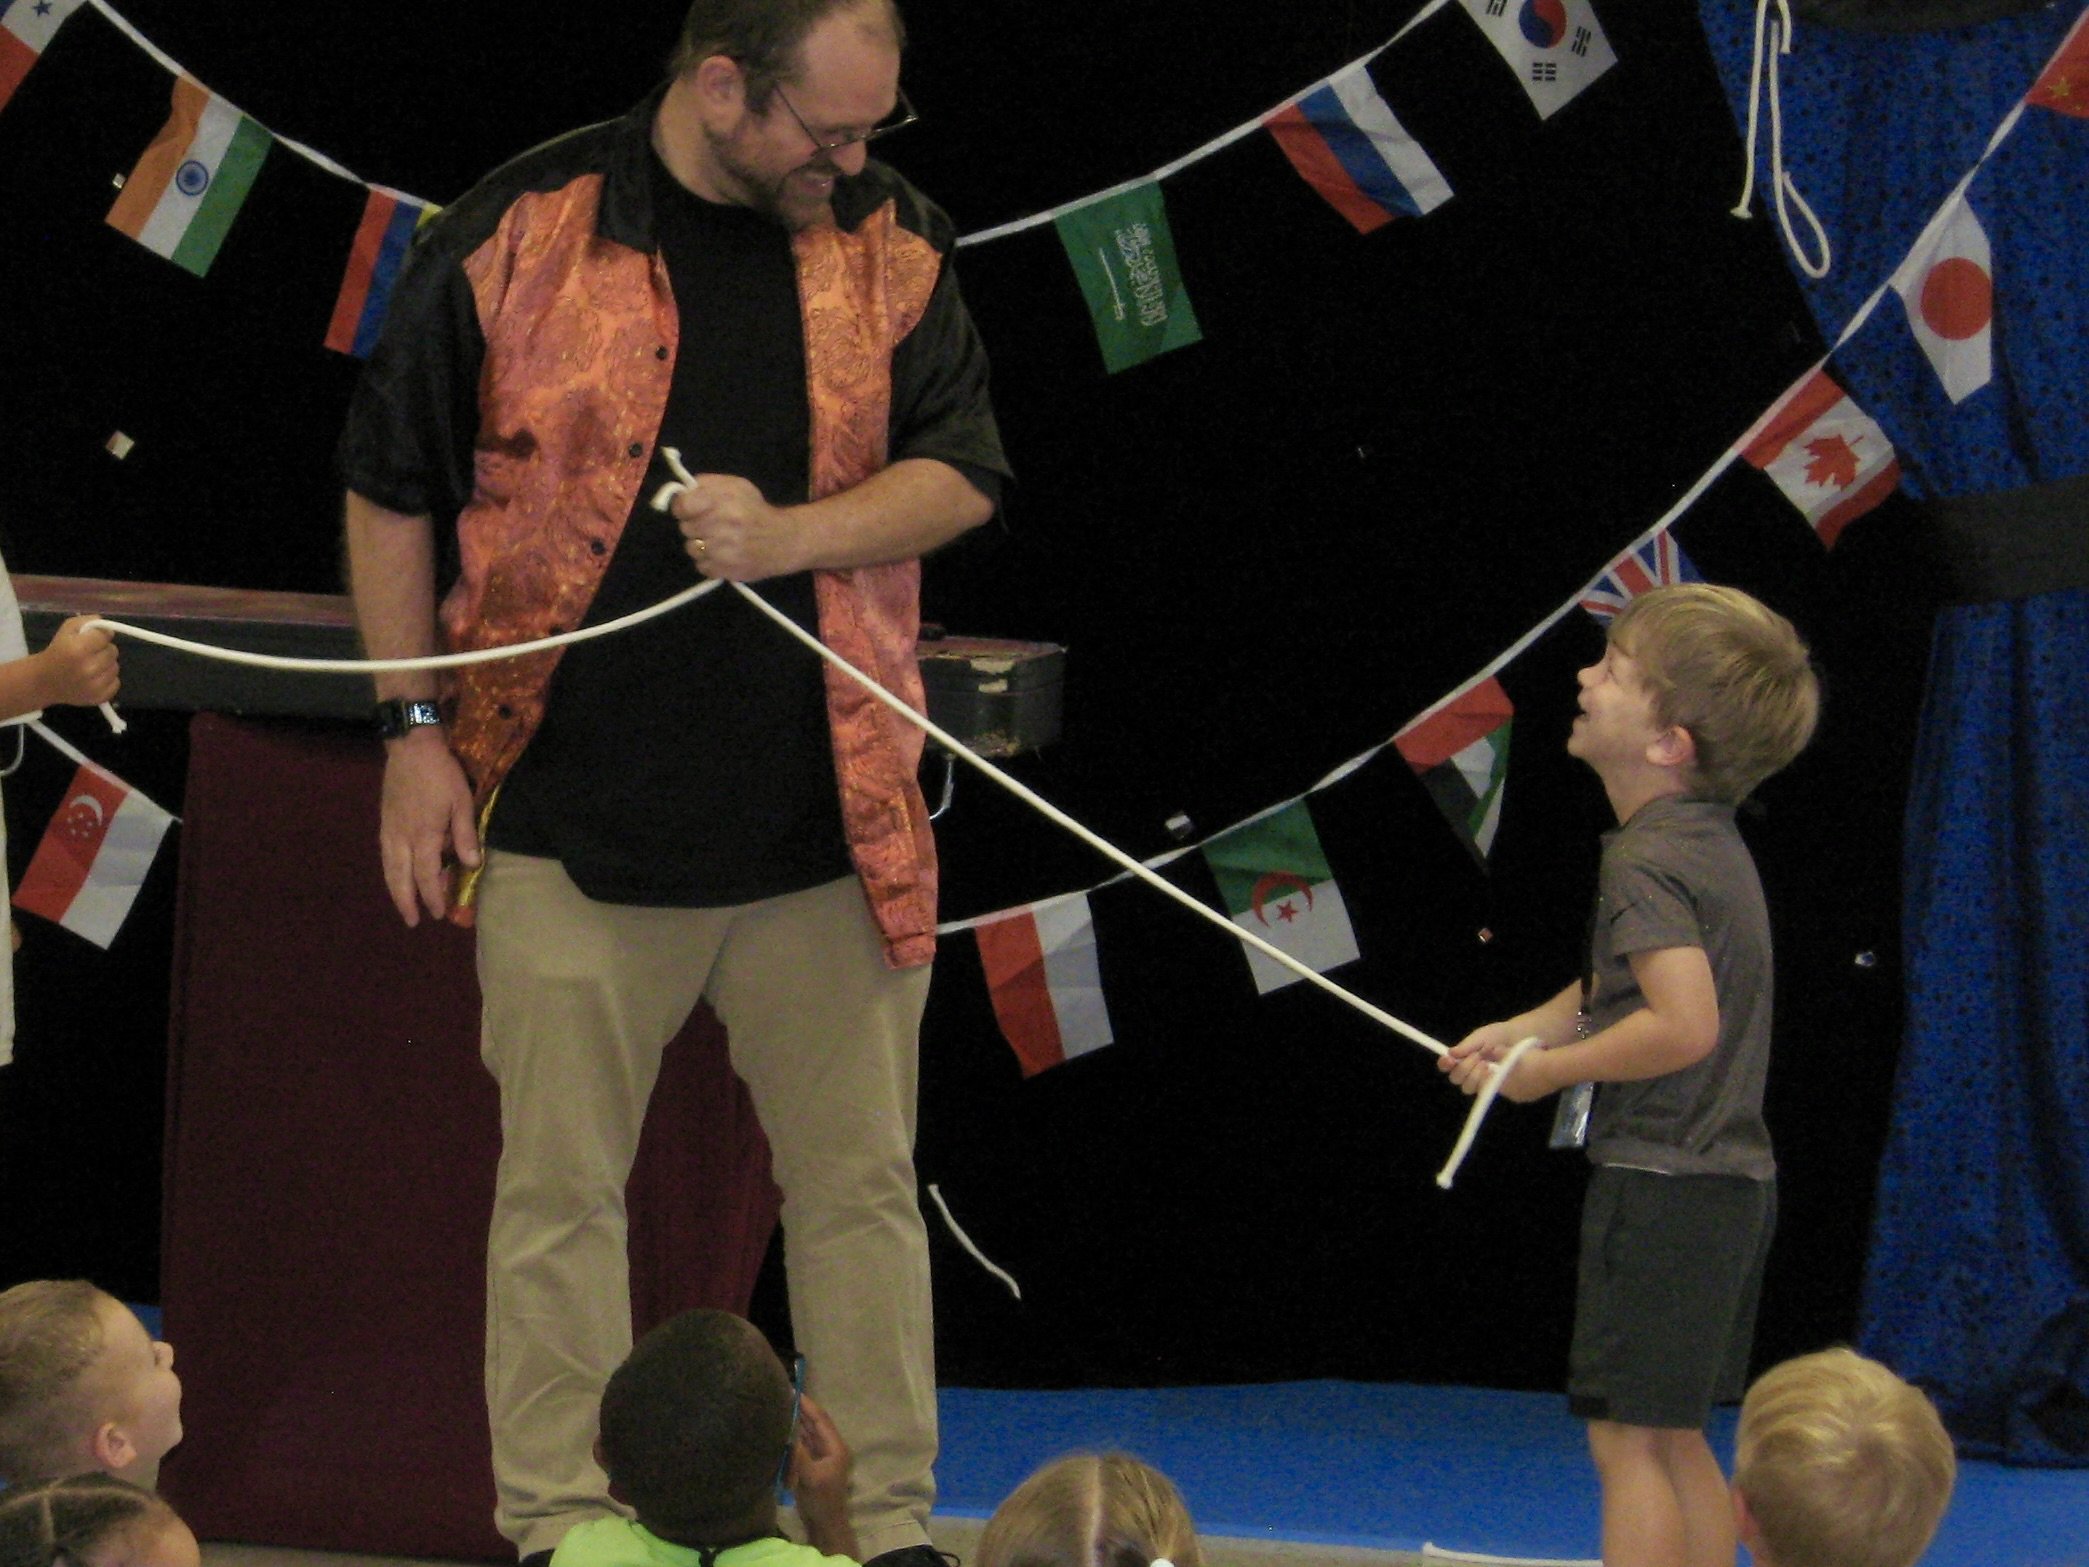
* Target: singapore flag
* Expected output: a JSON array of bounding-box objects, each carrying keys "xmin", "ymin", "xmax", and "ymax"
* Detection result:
[
  {"xmin": 1891, "ymin": 195, "xmax": 1994, "ymax": 405},
  {"xmin": 13, "ymin": 761, "xmax": 174, "ymax": 948}
]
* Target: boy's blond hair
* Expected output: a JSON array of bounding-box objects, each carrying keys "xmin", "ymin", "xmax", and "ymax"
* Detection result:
[
  {"xmin": 0, "ymin": 1280, "xmax": 115, "ymax": 1486},
  {"xmin": 1735, "ymin": 1347, "xmax": 1955, "ymax": 1567},
  {"xmin": 1609, "ymin": 584, "xmax": 1820, "ymax": 803},
  {"xmin": 977, "ymin": 1452, "xmax": 1204, "ymax": 1567}
]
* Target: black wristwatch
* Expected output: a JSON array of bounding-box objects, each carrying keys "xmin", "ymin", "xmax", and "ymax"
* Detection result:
[{"xmin": 373, "ymin": 698, "xmax": 444, "ymax": 741}]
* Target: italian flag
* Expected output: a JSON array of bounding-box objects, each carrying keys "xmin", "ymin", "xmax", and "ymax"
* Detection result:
[
  {"xmin": 1202, "ymin": 800, "xmax": 1360, "ymax": 996},
  {"xmin": 13, "ymin": 760, "xmax": 175, "ymax": 949},
  {"xmin": 106, "ymin": 75, "xmax": 272, "ymax": 278},
  {"xmin": 975, "ymin": 894, "xmax": 1114, "ymax": 1077}
]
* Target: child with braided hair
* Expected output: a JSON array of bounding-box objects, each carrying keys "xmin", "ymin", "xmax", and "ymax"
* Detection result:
[{"xmin": 0, "ymin": 1474, "xmax": 198, "ymax": 1567}]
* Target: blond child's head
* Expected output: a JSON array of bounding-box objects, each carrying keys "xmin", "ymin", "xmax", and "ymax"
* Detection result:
[
  {"xmin": 0, "ymin": 1282, "xmax": 183, "ymax": 1490},
  {"xmin": 1734, "ymin": 1347, "xmax": 1955, "ymax": 1567},
  {"xmin": 0, "ymin": 1474, "xmax": 200, "ymax": 1567},
  {"xmin": 976, "ymin": 1452, "xmax": 1203, "ymax": 1567},
  {"xmin": 1606, "ymin": 584, "xmax": 1820, "ymax": 804}
]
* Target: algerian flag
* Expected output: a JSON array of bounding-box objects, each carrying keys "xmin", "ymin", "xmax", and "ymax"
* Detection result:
[
  {"xmin": 1394, "ymin": 678, "xmax": 1514, "ymax": 865},
  {"xmin": 1202, "ymin": 800, "xmax": 1360, "ymax": 995},
  {"xmin": 106, "ymin": 76, "xmax": 272, "ymax": 278},
  {"xmin": 1054, "ymin": 182, "xmax": 1202, "ymax": 374}
]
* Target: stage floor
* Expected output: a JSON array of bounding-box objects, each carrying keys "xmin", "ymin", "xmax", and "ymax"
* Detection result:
[
  {"xmin": 191, "ymin": 1378, "xmax": 2087, "ymax": 1566},
  {"xmin": 935, "ymin": 1382, "xmax": 2088, "ymax": 1567}
]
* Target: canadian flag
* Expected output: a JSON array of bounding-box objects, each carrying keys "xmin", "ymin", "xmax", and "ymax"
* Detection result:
[
  {"xmin": 1742, "ymin": 370, "xmax": 1901, "ymax": 549},
  {"xmin": 13, "ymin": 760, "xmax": 174, "ymax": 948},
  {"xmin": 1891, "ymin": 196, "xmax": 1994, "ymax": 405}
]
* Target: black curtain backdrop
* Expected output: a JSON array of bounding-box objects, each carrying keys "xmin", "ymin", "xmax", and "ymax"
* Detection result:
[{"xmin": 0, "ymin": 0, "xmax": 1942, "ymax": 1393}]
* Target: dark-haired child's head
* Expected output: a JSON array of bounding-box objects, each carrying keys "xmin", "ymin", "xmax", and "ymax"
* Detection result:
[
  {"xmin": 598, "ymin": 1310, "xmax": 794, "ymax": 1545},
  {"xmin": 0, "ymin": 1474, "xmax": 198, "ymax": 1567},
  {"xmin": 976, "ymin": 1452, "xmax": 1203, "ymax": 1567},
  {"xmin": 0, "ymin": 1283, "xmax": 183, "ymax": 1490}
]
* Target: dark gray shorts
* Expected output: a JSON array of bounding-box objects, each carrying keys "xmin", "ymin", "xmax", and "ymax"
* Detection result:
[{"xmin": 1567, "ymin": 1165, "xmax": 1776, "ymax": 1429}]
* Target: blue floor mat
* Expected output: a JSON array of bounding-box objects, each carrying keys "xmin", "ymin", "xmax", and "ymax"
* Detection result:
[{"xmin": 937, "ymin": 1382, "xmax": 2089, "ymax": 1566}]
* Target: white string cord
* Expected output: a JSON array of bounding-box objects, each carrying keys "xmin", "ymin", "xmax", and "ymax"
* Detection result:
[
  {"xmin": 926, "ymin": 1183, "xmax": 1022, "ymax": 1299},
  {"xmin": 1729, "ymin": 0, "xmax": 1831, "ymax": 279}
]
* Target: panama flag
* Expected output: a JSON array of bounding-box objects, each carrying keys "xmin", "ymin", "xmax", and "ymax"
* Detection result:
[
  {"xmin": 1459, "ymin": 0, "xmax": 1617, "ymax": 120},
  {"xmin": 1395, "ymin": 678, "xmax": 1514, "ymax": 866},
  {"xmin": 1890, "ymin": 196, "xmax": 1993, "ymax": 405},
  {"xmin": 1742, "ymin": 370, "xmax": 1901, "ymax": 548},
  {"xmin": 2028, "ymin": 6, "xmax": 2089, "ymax": 118},
  {"xmin": 975, "ymin": 894, "xmax": 1115, "ymax": 1078},
  {"xmin": 1265, "ymin": 59, "xmax": 1452, "ymax": 234},
  {"xmin": 106, "ymin": 76, "xmax": 273, "ymax": 278},
  {"xmin": 327, "ymin": 189, "xmax": 433, "ymax": 357},
  {"xmin": 14, "ymin": 761, "xmax": 175, "ymax": 949},
  {"xmin": 0, "ymin": 0, "xmax": 85, "ymax": 113},
  {"xmin": 1579, "ymin": 531, "xmax": 1702, "ymax": 623},
  {"xmin": 1202, "ymin": 800, "xmax": 1360, "ymax": 995}
]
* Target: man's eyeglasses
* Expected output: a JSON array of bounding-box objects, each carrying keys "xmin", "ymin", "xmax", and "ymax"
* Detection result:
[{"xmin": 768, "ymin": 80, "xmax": 918, "ymax": 152}]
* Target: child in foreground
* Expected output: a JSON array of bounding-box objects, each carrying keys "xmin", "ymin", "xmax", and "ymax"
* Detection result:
[
  {"xmin": 551, "ymin": 1309, "xmax": 857, "ymax": 1567},
  {"xmin": 0, "ymin": 575, "xmax": 120, "ymax": 1067},
  {"xmin": 0, "ymin": 1281, "xmax": 182, "ymax": 1491},
  {"xmin": 975, "ymin": 1452, "xmax": 1203, "ymax": 1567},
  {"xmin": 0, "ymin": 1474, "xmax": 199, "ymax": 1567},
  {"xmin": 1732, "ymin": 1347, "xmax": 1955, "ymax": 1567},
  {"xmin": 1441, "ymin": 584, "xmax": 1820, "ymax": 1567}
]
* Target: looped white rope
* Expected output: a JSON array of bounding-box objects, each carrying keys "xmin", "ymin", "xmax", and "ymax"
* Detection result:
[
  {"xmin": 1731, "ymin": 0, "xmax": 1832, "ymax": 280},
  {"xmin": 75, "ymin": 457, "xmax": 1535, "ymax": 1185},
  {"xmin": 1434, "ymin": 1035, "xmax": 1541, "ymax": 1189}
]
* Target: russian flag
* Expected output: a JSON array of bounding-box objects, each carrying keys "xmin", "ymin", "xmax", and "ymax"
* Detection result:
[
  {"xmin": 326, "ymin": 189, "xmax": 427, "ymax": 358},
  {"xmin": 1265, "ymin": 60, "xmax": 1451, "ymax": 235}
]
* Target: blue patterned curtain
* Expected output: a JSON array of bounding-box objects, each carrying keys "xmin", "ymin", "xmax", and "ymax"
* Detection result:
[{"xmin": 1694, "ymin": 2, "xmax": 2089, "ymax": 1460}]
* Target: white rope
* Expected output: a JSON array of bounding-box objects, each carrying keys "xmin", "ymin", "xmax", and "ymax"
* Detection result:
[
  {"xmin": 1729, "ymin": 0, "xmax": 1831, "ymax": 279},
  {"xmin": 1433, "ymin": 1035, "xmax": 1540, "ymax": 1189},
  {"xmin": 926, "ymin": 1183, "xmax": 1022, "ymax": 1299}
]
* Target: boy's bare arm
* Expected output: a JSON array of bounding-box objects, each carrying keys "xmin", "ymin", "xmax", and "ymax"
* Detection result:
[
  {"xmin": 1439, "ymin": 979, "xmax": 1583, "ymax": 1091},
  {"xmin": 1489, "ymin": 945, "xmax": 1720, "ymax": 1103},
  {"xmin": 0, "ymin": 615, "xmax": 120, "ymax": 720}
]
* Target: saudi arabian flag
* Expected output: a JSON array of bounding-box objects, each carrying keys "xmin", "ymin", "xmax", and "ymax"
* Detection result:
[
  {"xmin": 1202, "ymin": 800, "xmax": 1360, "ymax": 996},
  {"xmin": 106, "ymin": 76, "xmax": 272, "ymax": 278},
  {"xmin": 1054, "ymin": 182, "xmax": 1202, "ymax": 374}
]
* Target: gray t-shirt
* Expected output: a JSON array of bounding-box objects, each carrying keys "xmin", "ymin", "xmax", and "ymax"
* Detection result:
[{"xmin": 1584, "ymin": 795, "xmax": 1776, "ymax": 1180}]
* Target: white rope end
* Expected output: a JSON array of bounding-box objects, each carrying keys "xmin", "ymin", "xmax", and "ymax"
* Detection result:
[
  {"xmin": 927, "ymin": 1182, "xmax": 1023, "ymax": 1300},
  {"xmin": 1434, "ymin": 1035, "xmax": 1542, "ymax": 1190},
  {"xmin": 98, "ymin": 702, "xmax": 127, "ymax": 735}
]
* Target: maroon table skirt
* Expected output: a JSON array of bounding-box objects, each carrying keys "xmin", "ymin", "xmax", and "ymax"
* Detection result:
[{"xmin": 160, "ymin": 714, "xmax": 779, "ymax": 1560}]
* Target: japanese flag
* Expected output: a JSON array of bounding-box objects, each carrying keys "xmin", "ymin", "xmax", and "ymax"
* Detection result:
[
  {"xmin": 1891, "ymin": 196, "xmax": 1993, "ymax": 405},
  {"xmin": 13, "ymin": 760, "xmax": 174, "ymax": 949}
]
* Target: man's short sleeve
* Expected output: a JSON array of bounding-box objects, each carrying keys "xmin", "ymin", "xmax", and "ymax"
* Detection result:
[
  {"xmin": 334, "ymin": 222, "xmax": 487, "ymax": 523},
  {"xmin": 888, "ymin": 245, "xmax": 1009, "ymax": 504}
]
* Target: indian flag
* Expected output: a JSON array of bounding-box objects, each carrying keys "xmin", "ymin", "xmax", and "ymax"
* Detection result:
[
  {"xmin": 1202, "ymin": 800, "xmax": 1360, "ymax": 995},
  {"xmin": 1, "ymin": 0, "xmax": 88, "ymax": 113},
  {"xmin": 106, "ymin": 75, "xmax": 272, "ymax": 278}
]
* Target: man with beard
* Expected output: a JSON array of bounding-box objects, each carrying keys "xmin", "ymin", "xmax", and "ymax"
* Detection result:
[{"xmin": 337, "ymin": 3, "xmax": 1006, "ymax": 1563}]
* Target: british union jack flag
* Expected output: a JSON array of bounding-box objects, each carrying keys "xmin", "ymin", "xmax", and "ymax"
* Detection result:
[{"xmin": 1578, "ymin": 530, "xmax": 1702, "ymax": 623}]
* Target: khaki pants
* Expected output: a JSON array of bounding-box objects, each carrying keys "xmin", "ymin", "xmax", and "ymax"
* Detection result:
[{"xmin": 476, "ymin": 852, "xmax": 936, "ymax": 1560}]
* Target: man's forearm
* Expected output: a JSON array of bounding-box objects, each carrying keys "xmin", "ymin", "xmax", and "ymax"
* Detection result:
[
  {"xmin": 789, "ymin": 456, "xmax": 992, "ymax": 571},
  {"xmin": 344, "ymin": 490, "xmax": 443, "ymax": 702}
]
